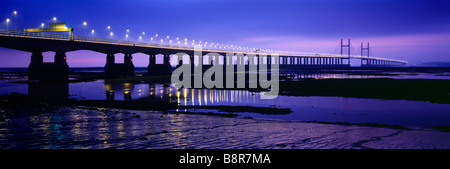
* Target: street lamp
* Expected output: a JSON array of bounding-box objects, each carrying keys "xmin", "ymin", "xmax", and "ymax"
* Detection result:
[
  {"xmin": 83, "ymin": 21, "xmax": 87, "ymax": 36},
  {"xmin": 41, "ymin": 23, "xmax": 45, "ymax": 28},
  {"xmin": 6, "ymin": 18, "xmax": 10, "ymax": 31},
  {"xmin": 91, "ymin": 30, "xmax": 95, "ymax": 37},
  {"xmin": 53, "ymin": 17, "xmax": 57, "ymax": 22},
  {"xmin": 13, "ymin": 11, "xmax": 17, "ymax": 30}
]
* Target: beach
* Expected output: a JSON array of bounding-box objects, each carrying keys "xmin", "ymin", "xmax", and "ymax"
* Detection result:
[{"xmin": 1, "ymin": 104, "xmax": 450, "ymax": 149}]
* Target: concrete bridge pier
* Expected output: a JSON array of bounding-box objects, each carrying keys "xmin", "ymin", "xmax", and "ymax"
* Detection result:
[
  {"xmin": 202, "ymin": 55, "xmax": 213, "ymax": 73},
  {"xmin": 28, "ymin": 51, "xmax": 69, "ymax": 81},
  {"xmin": 190, "ymin": 55, "xmax": 196, "ymax": 74},
  {"xmin": 148, "ymin": 54, "xmax": 172, "ymax": 76},
  {"xmin": 105, "ymin": 53, "xmax": 135, "ymax": 78}
]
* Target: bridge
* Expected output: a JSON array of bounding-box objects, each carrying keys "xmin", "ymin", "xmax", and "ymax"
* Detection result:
[{"xmin": 0, "ymin": 30, "xmax": 407, "ymax": 81}]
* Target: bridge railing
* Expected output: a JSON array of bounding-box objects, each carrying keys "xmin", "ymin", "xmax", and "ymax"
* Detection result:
[
  {"xmin": 0, "ymin": 30, "xmax": 238, "ymax": 52},
  {"xmin": 0, "ymin": 30, "xmax": 73, "ymax": 40}
]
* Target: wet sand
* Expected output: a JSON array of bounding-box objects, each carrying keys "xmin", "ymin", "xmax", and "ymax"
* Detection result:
[{"xmin": 1, "ymin": 105, "xmax": 450, "ymax": 149}]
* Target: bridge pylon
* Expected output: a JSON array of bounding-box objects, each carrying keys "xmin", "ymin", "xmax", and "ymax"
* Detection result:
[
  {"xmin": 105, "ymin": 53, "xmax": 135, "ymax": 78},
  {"xmin": 147, "ymin": 54, "xmax": 172, "ymax": 76},
  {"xmin": 340, "ymin": 37, "xmax": 351, "ymax": 65},
  {"xmin": 28, "ymin": 51, "xmax": 69, "ymax": 81}
]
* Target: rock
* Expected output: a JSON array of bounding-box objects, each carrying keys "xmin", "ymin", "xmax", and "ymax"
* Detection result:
[{"xmin": 276, "ymin": 144, "xmax": 287, "ymax": 147}]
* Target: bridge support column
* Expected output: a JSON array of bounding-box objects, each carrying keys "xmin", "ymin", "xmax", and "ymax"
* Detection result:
[
  {"xmin": 147, "ymin": 54, "xmax": 156, "ymax": 73},
  {"xmin": 29, "ymin": 51, "xmax": 69, "ymax": 81},
  {"xmin": 148, "ymin": 54, "xmax": 172, "ymax": 76},
  {"xmin": 105, "ymin": 53, "xmax": 134, "ymax": 78},
  {"xmin": 202, "ymin": 55, "xmax": 213, "ymax": 73},
  {"xmin": 190, "ymin": 55, "xmax": 196, "ymax": 74}
]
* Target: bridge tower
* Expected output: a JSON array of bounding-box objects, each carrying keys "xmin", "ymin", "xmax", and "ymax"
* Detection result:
[
  {"xmin": 361, "ymin": 42, "xmax": 370, "ymax": 66},
  {"xmin": 340, "ymin": 37, "xmax": 351, "ymax": 65},
  {"xmin": 361, "ymin": 42, "xmax": 369, "ymax": 57}
]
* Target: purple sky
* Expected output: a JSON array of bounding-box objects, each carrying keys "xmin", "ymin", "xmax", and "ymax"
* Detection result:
[{"xmin": 1, "ymin": 0, "xmax": 449, "ymax": 67}]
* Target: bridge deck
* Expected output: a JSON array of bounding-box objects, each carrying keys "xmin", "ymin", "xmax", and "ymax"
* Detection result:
[{"xmin": 0, "ymin": 30, "xmax": 407, "ymax": 64}]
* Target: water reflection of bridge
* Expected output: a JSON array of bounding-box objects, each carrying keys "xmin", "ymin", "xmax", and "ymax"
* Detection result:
[
  {"xmin": 26, "ymin": 72, "xmax": 391, "ymax": 102},
  {"xmin": 103, "ymin": 82, "xmax": 263, "ymax": 106},
  {"xmin": 102, "ymin": 82, "xmax": 283, "ymax": 107}
]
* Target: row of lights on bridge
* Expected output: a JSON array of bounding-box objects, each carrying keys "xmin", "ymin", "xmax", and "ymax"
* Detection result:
[
  {"xmin": 78, "ymin": 20, "xmax": 308, "ymax": 55},
  {"xmin": 4, "ymin": 11, "xmax": 331, "ymax": 56}
]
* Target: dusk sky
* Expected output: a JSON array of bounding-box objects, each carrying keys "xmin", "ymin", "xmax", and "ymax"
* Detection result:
[{"xmin": 1, "ymin": 0, "xmax": 449, "ymax": 67}]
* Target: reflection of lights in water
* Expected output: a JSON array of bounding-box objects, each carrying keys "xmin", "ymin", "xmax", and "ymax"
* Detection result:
[
  {"xmin": 191, "ymin": 89, "xmax": 195, "ymax": 106},
  {"xmin": 209, "ymin": 90, "xmax": 213, "ymax": 104},
  {"xmin": 225, "ymin": 90, "xmax": 228, "ymax": 102},
  {"xmin": 183, "ymin": 88, "xmax": 188, "ymax": 106},
  {"xmin": 204, "ymin": 89, "xmax": 207, "ymax": 105},
  {"xmin": 216, "ymin": 90, "xmax": 219, "ymax": 103},
  {"xmin": 98, "ymin": 114, "xmax": 111, "ymax": 148},
  {"xmin": 231, "ymin": 90, "xmax": 234, "ymax": 103},
  {"xmin": 198, "ymin": 90, "xmax": 202, "ymax": 106},
  {"xmin": 176, "ymin": 91, "xmax": 180, "ymax": 105},
  {"xmin": 104, "ymin": 84, "xmax": 113, "ymax": 91}
]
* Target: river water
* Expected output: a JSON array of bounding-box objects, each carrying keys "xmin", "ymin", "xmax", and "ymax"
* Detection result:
[{"xmin": 1, "ymin": 68, "xmax": 449, "ymax": 129}]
